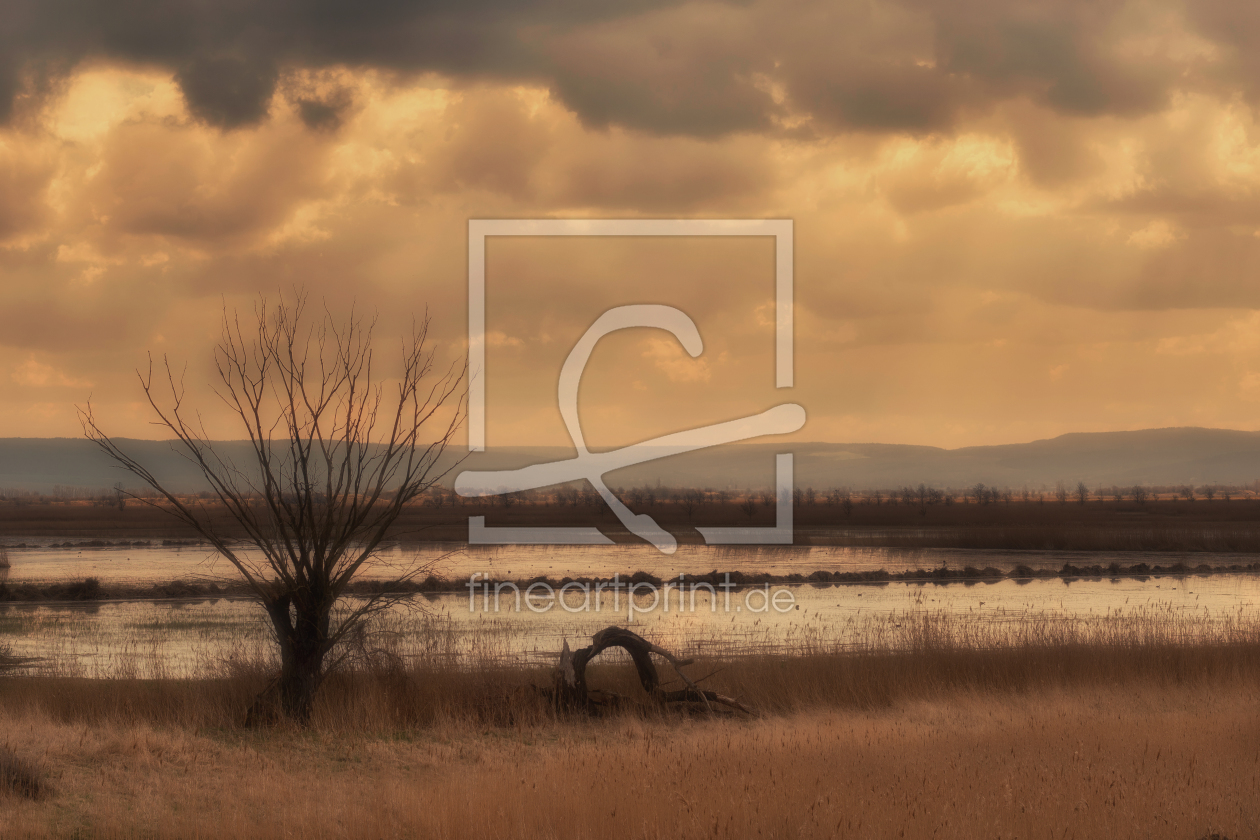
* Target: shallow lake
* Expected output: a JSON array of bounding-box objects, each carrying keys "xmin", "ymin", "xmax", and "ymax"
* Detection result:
[
  {"xmin": 5, "ymin": 540, "xmax": 1258, "ymax": 584},
  {"xmin": 3, "ymin": 559, "xmax": 1257, "ymax": 678}
]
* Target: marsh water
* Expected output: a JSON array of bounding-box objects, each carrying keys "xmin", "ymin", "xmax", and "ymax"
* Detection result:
[
  {"xmin": 6, "ymin": 539, "xmax": 1256, "ymax": 585},
  {"xmin": 2, "ymin": 541, "xmax": 1258, "ymax": 677}
]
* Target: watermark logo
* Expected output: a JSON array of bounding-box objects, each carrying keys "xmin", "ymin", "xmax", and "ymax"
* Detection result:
[
  {"xmin": 465, "ymin": 573, "xmax": 797, "ymax": 619},
  {"xmin": 456, "ymin": 219, "xmax": 803, "ymax": 553}
]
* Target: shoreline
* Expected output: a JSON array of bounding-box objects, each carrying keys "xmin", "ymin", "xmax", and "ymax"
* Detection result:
[{"xmin": 3, "ymin": 559, "xmax": 1258, "ymax": 604}]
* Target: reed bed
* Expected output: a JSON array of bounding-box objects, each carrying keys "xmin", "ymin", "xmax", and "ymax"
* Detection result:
[
  {"xmin": 2, "ymin": 608, "xmax": 1258, "ymax": 838},
  {"xmin": 2, "ymin": 604, "xmax": 1258, "ymax": 732}
]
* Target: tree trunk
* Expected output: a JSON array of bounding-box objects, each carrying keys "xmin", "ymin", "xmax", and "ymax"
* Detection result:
[
  {"xmin": 278, "ymin": 646, "xmax": 324, "ymax": 724},
  {"xmin": 257, "ymin": 596, "xmax": 331, "ymax": 726}
]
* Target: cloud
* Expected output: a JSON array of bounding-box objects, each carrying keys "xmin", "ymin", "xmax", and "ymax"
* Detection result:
[
  {"xmin": 0, "ymin": 144, "xmax": 52, "ymax": 241},
  {"xmin": 12, "ymin": 356, "xmax": 90, "ymax": 388},
  {"xmin": 642, "ymin": 335, "xmax": 712, "ymax": 382},
  {"xmin": 76, "ymin": 109, "xmax": 331, "ymax": 244},
  {"xmin": 175, "ymin": 55, "xmax": 279, "ymax": 129},
  {"xmin": 0, "ymin": 0, "xmax": 1243, "ymax": 141},
  {"xmin": 8, "ymin": 16, "xmax": 1260, "ymax": 446}
]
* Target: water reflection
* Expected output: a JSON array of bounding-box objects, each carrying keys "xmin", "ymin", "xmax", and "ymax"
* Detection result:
[
  {"xmin": 5, "ymin": 541, "xmax": 1260, "ymax": 585},
  {"xmin": 3, "ymin": 574, "xmax": 1256, "ymax": 678}
]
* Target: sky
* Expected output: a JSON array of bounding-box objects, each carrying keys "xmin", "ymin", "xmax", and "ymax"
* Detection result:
[{"xmin": 3, "ymin": 0, "xmax": 1260, "ymax": 450}]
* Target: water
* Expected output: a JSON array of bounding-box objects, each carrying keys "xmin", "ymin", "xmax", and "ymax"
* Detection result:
[
  {"xmin": 4, "ymin": 540, "xmax": 1256, "ymax": 584},
  {"xmin": 3, "ymin": 567, "xmax": 1257, "ymax": 678}
]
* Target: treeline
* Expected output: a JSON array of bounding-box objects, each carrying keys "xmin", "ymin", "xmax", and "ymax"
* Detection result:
[
  {"xmin": 3, "ymin": 479, "xmax": 1257, "ymax": 512},
  {"xmin": 423, "ymin": 479, "xmax": 1260, "ymax": 512},
  {"xmin": 0, "ymin": 483, "xmax": 165, "ymax": 507}
]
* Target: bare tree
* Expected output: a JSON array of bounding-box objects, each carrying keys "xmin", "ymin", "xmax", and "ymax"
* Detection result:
[
  {"xmin": 1075, "ymin": 481, "xmax": 1089, "ymax": 505},
  {"xmin": 80, "ymin": 294, "xmax": 464, "ymax": 724},
  {"xmin": 1202, "ymin": 485, "xmax": 1216, "ymax": 502},
  {"xmin": 1131, "ymin": 485, "xmax": 1148, "ymax": 505}
]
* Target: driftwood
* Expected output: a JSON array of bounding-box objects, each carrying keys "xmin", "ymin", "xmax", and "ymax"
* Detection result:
[{"xmin": 553, "ymin": 626, "xmax": 753, "ymax": 715}]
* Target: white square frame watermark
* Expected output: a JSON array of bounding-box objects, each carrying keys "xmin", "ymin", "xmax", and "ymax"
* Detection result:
[{"xmin": 464, "ymin": 218, "xmax": 797, "ymax": 549}]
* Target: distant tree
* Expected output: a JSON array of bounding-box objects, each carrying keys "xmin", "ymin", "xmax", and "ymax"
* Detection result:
[
  {"xmin": 1055, "ymin": 482, "xmax": 1069, "ymax": 504},
  {"xmin": 840, "ymin": 490, "xmax": 853, "ymax": 517},
  {"xmin": 1202, "ymin": 485, "xmax": 1216, "ymax": 502},
  {"xmin": 681, "ymin": 490, "xmax": 702, "ymax": 519},
  {"xmin": 972, "ymin": 482, "xmax": 986, "ymax": 505},
  {"xmin": 738, "ymin": 496, "xmax": 756, "ymax": 520},
  {"xmin": 1132, "ymin": 485, "xmax": 1148, "ymax": 504},
  {"xmin": 1075, "ymin": 481, "xmax": 1089, "ymax": 505},
  {"xmin": 1111, "ymin": 486, "xmax": 1124, "ymax": 503},
  {"xmin": 1180, "ymin": 485, "xmax": 1195, "ymax": 502}
]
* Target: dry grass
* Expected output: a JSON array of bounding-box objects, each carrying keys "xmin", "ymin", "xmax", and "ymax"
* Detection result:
[
  {"xmin": 1, "ymin": 610, "xmax": 1258, "ymax": 837},
  {"xmin": 0, "ymin": 684, "xmax": 1255, "ymax": 839},
  {"xmin": 0, "ymin": 744, "xmax": 47, "ymax": 801},
  {"xmin": 3, "ymin": 603, "xmax": 1258, "ymax": 728}
]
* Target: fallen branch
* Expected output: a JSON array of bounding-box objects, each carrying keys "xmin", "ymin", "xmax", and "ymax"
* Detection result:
[{"xmin": 553, "ymin": 626, "xmax": 753, "ymax": 716}]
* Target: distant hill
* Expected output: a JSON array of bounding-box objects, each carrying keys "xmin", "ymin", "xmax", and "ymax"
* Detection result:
[{"xmin": 3, "ymin": 427, "xmax": 1260, "ymax": 494}]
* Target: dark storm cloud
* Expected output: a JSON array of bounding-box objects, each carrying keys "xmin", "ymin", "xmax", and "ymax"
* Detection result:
[
  {"xmin": 926, "ymin": 0, "xmax": 1175, "ymax": 116},
  {"xmin": 175, "ymin": 55, "xmax": 279, "ymax": 129},
  {"xmin": 1186, "ymin": 0, "xmax": 1260, "ymax": 104},
  {"xmin": 0, "ymin": 0, "xmax": 686, "ymax": 129},
  {"xmin": 0, "ymin": 0, "xmax": 1244, "ymax": 136},
  {"xmin": 296, "ymin": 98, "xmax": 343, "ymax": 132}
]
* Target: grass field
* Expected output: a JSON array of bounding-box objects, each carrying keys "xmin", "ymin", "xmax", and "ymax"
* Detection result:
[
  {"xmin": 0, "ymin": 675, "xmax": 1255, "ymax": 838},
  {"xmin": 2, "ymin": 609, "xmax": 1259, "ymax": 838}
]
